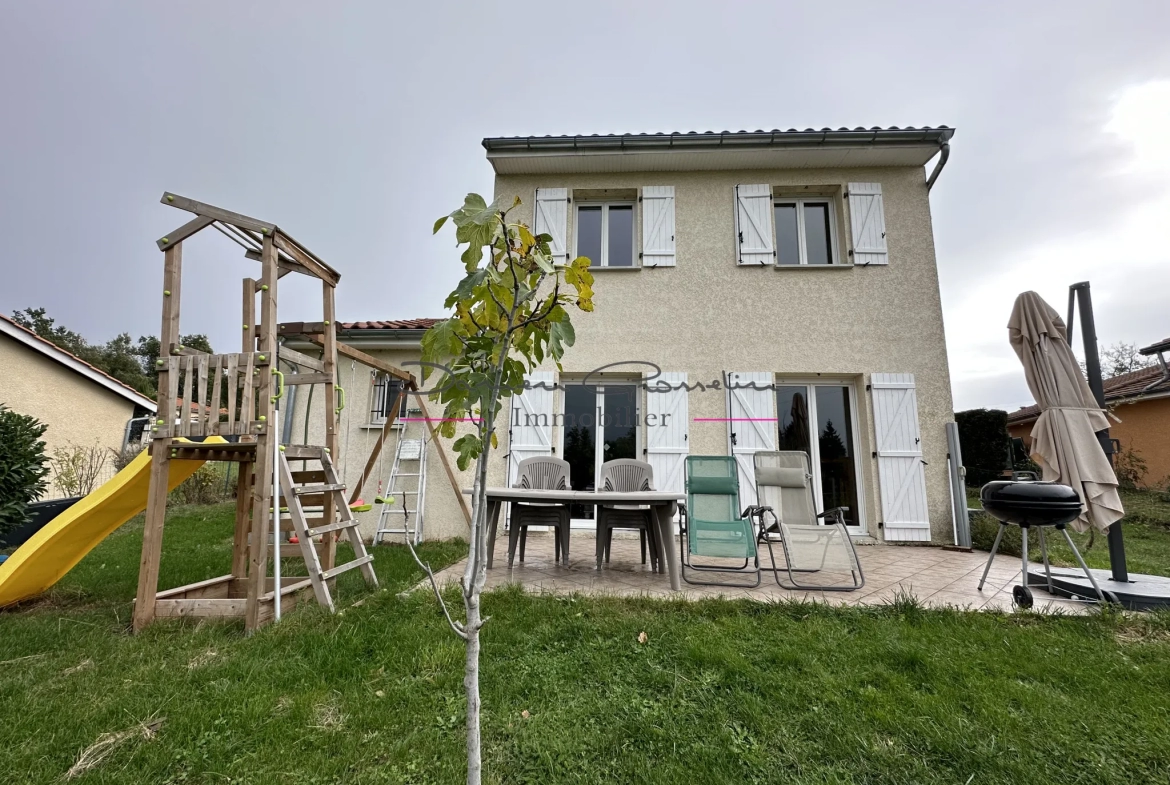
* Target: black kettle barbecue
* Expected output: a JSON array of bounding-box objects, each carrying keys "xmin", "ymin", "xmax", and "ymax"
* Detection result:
[{"xmin": 976, "ymin": 476, "xmax": 1107, "ymax": 608}]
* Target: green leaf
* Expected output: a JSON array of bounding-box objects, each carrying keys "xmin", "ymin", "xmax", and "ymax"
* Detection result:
[{"xmin": 433, "ymin": 215, "xmax": 449, "ymax": 234}]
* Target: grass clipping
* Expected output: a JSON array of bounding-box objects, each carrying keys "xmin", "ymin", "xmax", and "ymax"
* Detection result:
[{"xmin": 65, "ymin": 716, "xmax": 165, "ymax": 779}]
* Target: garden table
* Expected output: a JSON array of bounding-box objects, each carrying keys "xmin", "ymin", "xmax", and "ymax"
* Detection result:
[{"xmin": 469, "ymin": 488, "xmax": 685, "ymax": 591}]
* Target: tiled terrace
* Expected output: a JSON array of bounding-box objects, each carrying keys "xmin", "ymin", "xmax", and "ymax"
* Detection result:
[{"xmin": 428, "ymin": 531, "xmax": 1092, "ymax": 614}]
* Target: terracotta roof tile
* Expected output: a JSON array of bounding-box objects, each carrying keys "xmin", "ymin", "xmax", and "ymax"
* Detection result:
[
  {"xmin": 1006, "ymin": 364, "xmax": 1170, "ymax": 424},
  {"xmin": 339, "ymin": 319, "xmax": 442, "ymax": 330}
]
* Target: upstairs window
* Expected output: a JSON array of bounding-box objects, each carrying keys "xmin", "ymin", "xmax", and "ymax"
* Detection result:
[
  {"xmin": 774, "ymin": 198, "xmax": 839, "ymax": 265},
  {"xmin": 576, "ymin": 203, "xmax": 635, "ymax": 267}
]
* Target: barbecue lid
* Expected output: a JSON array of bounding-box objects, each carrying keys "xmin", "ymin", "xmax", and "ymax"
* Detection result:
[{"xmin": 980, "ymin": 480, "xmax": 1081, "ymax": 509}]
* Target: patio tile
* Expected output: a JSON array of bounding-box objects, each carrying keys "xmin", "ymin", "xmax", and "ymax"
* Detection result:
[{"xmin": 414, "ymin": 533, "xmax": 1077, "ymax": 614}]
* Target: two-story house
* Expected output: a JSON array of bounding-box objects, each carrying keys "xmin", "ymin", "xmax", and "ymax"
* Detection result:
[{"xmin": 294, "ymin": 127, "xmax": 959, "ymax": 546}]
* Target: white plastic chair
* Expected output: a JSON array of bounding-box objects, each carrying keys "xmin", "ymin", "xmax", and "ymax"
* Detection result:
[
  {"xmin": 596, "ymin": 459, "xmax": 660, "ymax": 571},
  {"xmin": 509, "ymin": 456, "xmax": 572, "ymax": 567}
]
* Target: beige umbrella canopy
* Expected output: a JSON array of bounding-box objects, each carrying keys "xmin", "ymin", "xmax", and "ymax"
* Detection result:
[{"xmin": 1008, "ymin": 291, "xmax": 1124, "ymax": 532}]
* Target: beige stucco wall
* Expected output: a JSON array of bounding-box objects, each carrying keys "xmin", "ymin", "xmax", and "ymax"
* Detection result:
[
  {"xmin": 0, "ymin": 335, "xmax": 139, "ymax": 496},
  {"xmin": 289, "ymin": 346, "xmax": 477, "ymax": 543},
  {"xmin": 488, "ymin": 165, "xmax": 957, "ymax": 543},
  {"xmin": 304, "ymin": 163, "xmax": 957, "ymax": 545}
]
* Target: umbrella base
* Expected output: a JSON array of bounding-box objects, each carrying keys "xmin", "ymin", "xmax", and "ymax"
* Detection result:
[{"xmin": 1027, "ymin": 567, "xmax": 1170, "ymax": 611}]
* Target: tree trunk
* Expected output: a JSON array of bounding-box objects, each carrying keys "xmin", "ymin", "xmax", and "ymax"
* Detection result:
[
  {"xmin": 464, "ymin": 591, "xmax": 482, "ymax": 785},
  {"xmin": 462, "ymin": 419, "xmax": 493, "ymax": 785}
]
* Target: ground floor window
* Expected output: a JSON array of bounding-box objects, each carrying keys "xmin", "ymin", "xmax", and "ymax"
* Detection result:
[
  {"xmin": 370, "ymin": 372, "xmax": 408, "ymax": 424},
  {"xmin": 561, "ymin": 382, "xmax": 639, "ymax": 522},
  {"xmin": 775, "ymin": 383, "xmax": 862, "ymax": 529}
]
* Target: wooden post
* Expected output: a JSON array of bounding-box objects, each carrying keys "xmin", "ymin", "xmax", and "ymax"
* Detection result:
[
  {"xmin": 245, "ymin": 236, "xmax": 278, "ymax": 633},
  {"xmin": 232, "ymin": 276, "xmax": 257, "ymax": 578},
  {"xmin": 133, "ymin": 242, "xmax": 182, "ymax": 632},
  {"xmin": 231, "ymin": 462, "xmax": 253, "ymax": 578},
  {"xmin": 319, "ymin": 283, "xmax": 339, "ymax": 571}
]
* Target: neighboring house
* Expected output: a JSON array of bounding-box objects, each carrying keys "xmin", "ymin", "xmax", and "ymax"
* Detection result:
[
  {"xmin": 1008, "ymin": 339, "xmax": 1170, "ymax": 487},
  {"xmin": 294, "ymin": 127, "xmax": 960, "ymax": 544},
  {"xmin": 0, "ymin": 314, "xmax": 157, "ymax": 494}
]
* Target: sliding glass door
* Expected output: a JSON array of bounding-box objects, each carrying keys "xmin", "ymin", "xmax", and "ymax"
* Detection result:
[
  {"xmin": 775, "ymin": 383, "xmax": 863, "ymax": 531},
  {"xmin": 561, "ymin": 383, "xmax": 639, "ymax": 524}
]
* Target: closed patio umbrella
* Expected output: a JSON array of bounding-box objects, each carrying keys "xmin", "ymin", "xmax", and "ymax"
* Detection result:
[{"xmin": 1008, "ymin": 291, "xmax": 1124, "ymax": 532}]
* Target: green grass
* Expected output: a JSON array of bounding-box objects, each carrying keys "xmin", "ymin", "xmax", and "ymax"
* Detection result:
[
  {"xmin": 3, "ymin": 505, "xmax": 1170, "ymax": 783},
  {"xmin": 969, "ymin": 487, "xmax": 1170, "ymax": 576}
]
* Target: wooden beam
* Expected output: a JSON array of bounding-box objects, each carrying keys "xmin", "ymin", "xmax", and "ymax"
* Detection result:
[
  {"xmin": 278, "ymin": 321, "xmax": 327, "ymax": 336},
  {"xmin": 320, "ymin": 281, "xmax": 339, "ymax": 571},
  {"xmin": 244, "ymin": 248, "xmax": 311, "ymax": 277},
  {"xmin": 161, "ymin": 192, "xmax": 275, "ymax": 235},
  {"xmin": 309, "ymin": 336, "xmax": 415, "ymax": 384},
  {"xmin": 284, "ymin": 372, "xmax": 333, "ymax": 386},
  {"xmin": 245, "ymin": 234, "xmax": 279, "ymax": 634},
  {"xmin": 277, "ymin": 345, "xmax": 325, "ymax": 372},
  {"xmin": 134, "ymin": 242, "xmax": 182, "ymax": 633},
  {"xmin": 349, "ymin": 388, "xmax": 405, "ymax": 504},
  {"xmin": 416, "ymin": 393, "xmax": 472, "ymax": 528},
  {"xmin": 157, "ymin": 215, "xmax": 214, "ymax": 251},
  {"xmin": 169, "ymin": 343, "xmax": 209, "ymax": 356},
  {"xmin": 273, "ymin": 233, "xmax": 340, "ymax": 286},
  {"xmin": 155, "ymin": 598, "xmax": 249, "ymax": 618}
]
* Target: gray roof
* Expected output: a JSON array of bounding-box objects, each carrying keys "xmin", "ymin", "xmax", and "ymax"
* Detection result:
[
  {"xmin": 482, "ymin": 126, "xmax": 954, "ymax": 175},
  {"xmin": 482, "ymin": 126, "xmax": 954, "ymax": 152}
]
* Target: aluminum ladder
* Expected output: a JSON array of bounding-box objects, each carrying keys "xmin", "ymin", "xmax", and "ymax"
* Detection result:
[{"xmin": 373, "ymin": 412, "xmax": 429, "ymax": 546}]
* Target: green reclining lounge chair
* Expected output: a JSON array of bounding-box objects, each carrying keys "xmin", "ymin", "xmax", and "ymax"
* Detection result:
[{"xmin": 680, "ymin": 456, "xmax": 761, "ymax": 587}]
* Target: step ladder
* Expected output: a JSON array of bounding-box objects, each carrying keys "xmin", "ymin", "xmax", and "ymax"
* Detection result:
[
  {"xmin": 373, "ymin": 412, "xmax": 429, "ymax": 546},
  {"xmin": 276, "ymin": 445, "xmax": 379, "ymax": 612}
]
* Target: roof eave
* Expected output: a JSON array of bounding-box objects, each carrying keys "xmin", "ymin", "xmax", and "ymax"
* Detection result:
[{"xmin": 483, "ymin": 128, "xmax": 954, "ymax": 156}]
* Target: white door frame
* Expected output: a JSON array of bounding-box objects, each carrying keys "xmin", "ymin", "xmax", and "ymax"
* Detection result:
[
  {"xmin": 559, "ymin": 381, "xmax": 641, "ymax": 528},
  {"xmin": 775, "ymin": 378, "xmax": 867, "ymax": 535}
]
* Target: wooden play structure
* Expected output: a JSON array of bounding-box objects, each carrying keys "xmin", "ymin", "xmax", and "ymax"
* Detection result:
[{"xmin": 133, "ymin": 193, "xmax": 389, "ymax": 634}]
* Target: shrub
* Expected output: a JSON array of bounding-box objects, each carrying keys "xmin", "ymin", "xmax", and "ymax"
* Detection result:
[
  {"xmin": 49, "ymin": 443, "xmax": 109, "ymax": 498},
  {"xmin": 956, "ymin": 408, "xmax": 1012, "ymax": 486},
  {"xmin": 1113, "ymin": 444, "xmax": 1148, "ymax": 489},
  {"xmin": 109, "ymin": 444, "xmax": 145, "ymax": 473},
  {"xmin": 170, "ymin": 463, "xmax": 234, "ymax": 506},
  {"xmin": 0, "ymin": 404, "xmax": 50, "ymax": 536}
]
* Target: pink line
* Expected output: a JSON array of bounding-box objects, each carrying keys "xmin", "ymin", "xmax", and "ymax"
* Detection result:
[
  {"xmin": 400, "ymin": 417, "xmax": 482, "ymax": 423},
  {"xmin": 693, "ymin": 417, "xmax": 778, "ymax": 422}
]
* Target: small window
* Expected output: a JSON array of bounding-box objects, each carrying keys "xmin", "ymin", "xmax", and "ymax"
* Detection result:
[
  {"xmin": 370, "ymin": 373, "xmax": 408, "ymax": 424},
  {"xmin": 773, "ymin": 198, "xmax": 839, "ymax": 265},
  {"xmin": 576, "ymin": 203, "xmax": 635, "ymax": 267}
]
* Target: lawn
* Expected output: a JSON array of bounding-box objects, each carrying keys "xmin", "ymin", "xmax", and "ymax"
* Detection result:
[
  {"xmin": 969, "ymin": 487, "xmax": 1170, "ymax": 577},
  {"xmin": 2, "ymin": 504, "xmax": 1170, "ymax": 784}
]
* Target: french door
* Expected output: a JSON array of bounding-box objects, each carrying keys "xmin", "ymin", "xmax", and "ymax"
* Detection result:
[
  {"xmin": 775, "ymin": 383, "xmax": 864, "ymax": 533},
  {"xmin": 561, "ymin": 383, "xmax": 639, "ymax": 527}
]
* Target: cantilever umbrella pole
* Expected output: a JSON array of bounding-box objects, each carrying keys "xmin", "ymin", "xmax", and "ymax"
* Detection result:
[{"xmin": 1067, "ymin": 282, "xmax": 1128, "ymax": 583}]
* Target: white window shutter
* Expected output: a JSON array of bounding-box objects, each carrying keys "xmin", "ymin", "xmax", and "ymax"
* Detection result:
[
  {"xmin": 726, "ymin": 371, "xmax": 777, "ymax": 507},
  {"xmin": 735, "ymin": 184, "xmax": 775, "ymax": 266},
  {"xmin": 533, "ymin": 188, "xmax": 569, "ymax": 265},
  {"xmin": 640, "ymin": 186, "xmax": 676, "ymax": 267},
  {"xmin": 871, "ymin": 373, "xmax": 931, "ymax": 541},
  {"xmin": 847, "ymin": 183, "xmax": 888, "ymax": 265},
  {"xmin": 507, "ymin": 371, "xmax": 555, "ymax": 485},
  {"xmin": 645, "ymin": 372, "xmax": 688, "ymax": 495}
]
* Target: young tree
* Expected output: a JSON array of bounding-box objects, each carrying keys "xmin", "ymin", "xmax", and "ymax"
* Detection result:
[{"xmin": 416, "ymin": 193, "xmax": 593, "ymax": 784}]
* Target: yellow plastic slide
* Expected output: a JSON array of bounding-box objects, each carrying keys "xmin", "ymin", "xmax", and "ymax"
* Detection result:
[{"xmin": 0, "ymin": 437, "xmax": 226, "ymax": 607}]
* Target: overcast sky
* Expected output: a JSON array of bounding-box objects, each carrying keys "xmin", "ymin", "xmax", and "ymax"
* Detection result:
[{"xmin": 2, "ymin": 1, "xmax": 1168, "ymax": 412}]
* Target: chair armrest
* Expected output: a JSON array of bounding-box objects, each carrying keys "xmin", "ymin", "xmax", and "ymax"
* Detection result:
[{"xmin": 816, "ymin": 507, "xmax": 850, "ymax": 525}]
